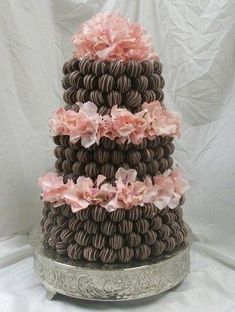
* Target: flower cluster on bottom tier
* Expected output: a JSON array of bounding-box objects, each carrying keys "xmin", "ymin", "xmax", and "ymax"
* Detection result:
[
  {"xmin": 41, "ymin": 202, "xmax": 187, "ymax": 264},
  {"xmin": 38, "ymin": 167, "xmax": 189, "ymax": 213}
]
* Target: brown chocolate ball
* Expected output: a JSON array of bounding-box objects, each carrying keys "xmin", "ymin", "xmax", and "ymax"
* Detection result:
[
  {"xmin": 85, "ymin": 162, "xmax": 99, "ymax": 178},
  {"xmin": 126, "ymin": 150, "xmax": 141, "ymax": 166},
  {"xmin": 100, "ymin": 163, "xmax": 115, "ymax": 180},
  {"xmin": 94, "ymin": 148, "xmax": 110, "ymax": 164}
]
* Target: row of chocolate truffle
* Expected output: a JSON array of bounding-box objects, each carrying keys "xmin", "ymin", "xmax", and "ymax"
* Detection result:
[
  {"xmin": 47, "ymin": 222, "xmax": 186, "ymax": 247},
  {"xmin": 55, "ymin": 143, "xmax": 174, "ymax": 164},
  {"xmin": 43, "ymin": 232, "xmax": 186, "ymax": 263},
  {"xmin": 42, "ymin": 204, "xmax": 185, "ymax": 235},
  {"xmin": 63, "ymin": 57, "xmax": 162, "ymax": 78},
  {"xmin": 53, "ymin": 135, "xmax": 173, "ymax": 151},
  {"xmin": 43, "ymin": 233, "xmax": 185, "ymax": 263},
  {"xmin": 63, "ymin": 87, "xmax": 164, "ymax": 110},
  {"xmin": 43, "ymin": 202, "xmax": 184, "ymax": 223},
  {"xmin": 42, "ymin": 216, "xmax": 185, "ymax": 242},
  {"xmin": 55, "ymin": 157, "xmax": 173, "ymax": 180},
  {"xmin": 42, "ymin": 207, "xmax": 184, "ymax": 234},
  {"xmin": 62, "ymin": 72, "xmax": 165, "ymax": 93}
]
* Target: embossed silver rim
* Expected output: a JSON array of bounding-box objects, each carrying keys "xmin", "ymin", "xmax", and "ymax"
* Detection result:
[{"xmin": 29, "ymin": 224, "xmax": 192, "ymax": 301}]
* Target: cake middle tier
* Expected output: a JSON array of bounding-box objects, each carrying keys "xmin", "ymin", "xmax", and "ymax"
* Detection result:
[
  {"xmin": 62, "ymin": 58, "xmax": 165, "ymax": 114},
  {"xmin": 53, "ymin": 135, "xmax": 175, "ymax": 183}
]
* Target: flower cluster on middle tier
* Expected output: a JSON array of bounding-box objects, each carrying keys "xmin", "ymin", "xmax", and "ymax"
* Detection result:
[{"xmin": 49, "ymin": 101, "xmax": 181, "ymax": 147}]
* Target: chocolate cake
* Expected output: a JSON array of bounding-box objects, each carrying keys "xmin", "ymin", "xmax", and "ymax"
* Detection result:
[{"xmin": 38, "ymin": 13, "xmax": 189, "ymax": 264}]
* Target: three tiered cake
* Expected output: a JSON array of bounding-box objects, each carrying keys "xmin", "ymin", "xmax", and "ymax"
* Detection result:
[{"xmin": 39, "ymin": 13, "xmax": 189, "ymax": 264}]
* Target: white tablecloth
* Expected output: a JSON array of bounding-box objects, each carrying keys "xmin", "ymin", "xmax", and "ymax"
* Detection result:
[{"xmin": 0, "ymin": 234, "xmax": 235, "ymax": 312}]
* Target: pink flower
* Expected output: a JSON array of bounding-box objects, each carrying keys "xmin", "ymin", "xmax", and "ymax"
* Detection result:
[
  {"xmin": 48, "ymin": 108, "xmax": 77, "ymax": 136},
  {"xmin": 92, "ymin": 176, "xmax": 116, "ymax": 206},
  {"xmin": 71, "ymin": 13, "xmax": 158, "ymax": 61},
  {"xmin": 168, "ymin": 166, "xmax": 190, "ymax": 208},
  {"xmin": 152, "ymin": 171, "xmax": 175, "ymax": 209},
  {"xmin": 115, "ymin": 168, "xmax": 137, "ymax": 184},
  {"xmin": 143, "ymin": 101, "xmax": 181, "ymax": 138},
  {"xmin": 105, "ymin": 168, "xmax": 147, "ymax": 210},
  {"xmin": 70, "ymin": 102, "xmax": 102, "ymax": 147},
  {"xmin": 97, "ymin": 114, "xmax": 113, "ymax": 140},
  {"xmin": 38, "ymin": 172, "xmax": 68, "ymax": 206},
  {"xmin": 48, "ymin": 101, "xmax": 181, "ymax": 148},
  {"xmin": 116, "ymin": 181, "xmax": 147, "ymax": 209},
  {"xmin": 62, "ymin": 176, "xmax": 93, "ymax": 212},
  {"xmin": 110, "ymin": 106, "xmax": 147, "ymax": 144},
  {"xmin": 110, "ymin": 106, "xmax": 136, "ymax": 143},
  {"xmin": 171, "ymin": 166, "xmax": 190, "ymax": 194}
]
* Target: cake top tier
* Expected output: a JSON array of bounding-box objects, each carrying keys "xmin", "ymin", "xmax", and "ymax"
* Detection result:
[{"xmin": 72, "ymin": 13, "xmax": 158, "ymax": 62}]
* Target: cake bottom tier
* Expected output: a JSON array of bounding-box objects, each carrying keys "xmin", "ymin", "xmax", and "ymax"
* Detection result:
[{"xmin": 41, "ymin": 202, "xmax": 187, "ymax": 264}]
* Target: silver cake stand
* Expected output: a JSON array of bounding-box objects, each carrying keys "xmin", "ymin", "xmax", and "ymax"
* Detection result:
[{"xmin": 29, "ymin": 224, "xmax": 192, "ymax": 301}]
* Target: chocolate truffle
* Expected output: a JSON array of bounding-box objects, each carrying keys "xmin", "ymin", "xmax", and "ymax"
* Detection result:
[
  {"xmin": 142, "ymin": 230, "xmax": 158, "ymax": 245},
  {"xmin": 134, "ymin": 244, "xmax": 151, "ymax": 260},
  {"xmin": 92, "ymin": 233, "xmax": 106, "ymax": 249},
  {"xmin": 101, "ymin": 220, "xmax": 116, "ymax": 236},
  {"xmin": 85, "ymin": 162, "xmax": 99, "ymax": 178},
  {"xmin": 94, "ymin": 148, "xmax": 110, "ymax": 164},
  {"xmin": 142, "ymin": 203, "xmax": 158, "ymax": 219},
  {"xmin": 83, "ymin": 220, "xmax": 99, "ymax": 234},
  {"xmin": 109, "ymin": 234, "xmax": 124, "ymax": 250},
  {"xmin": 126, "ymin": 233, "xmax": 141, "ymax": 247},
  {"xmin": 151, "ymin": 240, "xmax": 165, "ymax": 256},
  {"xmin": 116, "ymin": 75, "xmax": 131, "ymax": 93},
  {"xmin": 89, "ymin": 90, "xmax": 105, "ymax": 107},
  {"xmin": 83, "ymin": 246, "xmax": 99, "ymax": 262},
  {"xmin": 67, "ymin": 243, "xmax": 83, "ymax": 260},
  {"xmin": 60, "ymin": 228, "xmax": 74, "ymax": 243},
  {"xmin": 69, "ymin": 217, "xmax": 84, "ymax": 232},
  {"xmin": 98, "ymin": 74, "xmax": 115, "ymax": 93},
  {"xmin": 56, "ymin": 241, "xmax": 67, "ymax": 255},
  {"xmin": 117, "ymin": 219, "xmax": 133, "ymax": 234},
  {"xmin": 109, "ymin": 209, "xmax": 126, "ymax": 222},
  {"xmin": 74, "ymin": 231, "xmax": 92, "ymax": 246},
  {"xmin": 118, "ymin": 246, "xmax": 134, "ymax": 263},
  {"xmin": 134, "ymin": 218, "xmax": 150, "ymax": 234},
  {"xmin": 91, "ymin": 205, "xmax": 107, "ymax": 222},
  {"xmin": 127, "ymin": 206, "xmax": 143, "ymax": 221},
  {"xmin": 79, "ymin": 57, "xmax": 93, "ymax": 74},
  {"xmin": 100, "ymin": 163, "xmax": 115, "ymax": 179},
  {"xmin": 99, "ymin": 248, "xmax": 117, "ymax": 264}
]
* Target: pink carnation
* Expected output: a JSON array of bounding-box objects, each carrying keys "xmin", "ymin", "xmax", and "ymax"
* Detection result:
[
  {"xmin": 71, "ymin": 13, "xmax": 158, "ymax": 61},
  {"xmin": 92, "ymin": 175, "xmax": 116, "ymax": 206},
  {"xmin": 62, "ymin": 176, "xmax": 93, "ymax": 212},
  {"xmin": 111, "ymin": 106, "xmax": 147, "ymax": 144},
  {"xmin": 169, "ymin": 166, "xmax": 190, "ymax": 208},
  {"xmin": 152, "ymin": 171, "xmax": 175, "ymax": 209},
  {"xmin": 70, "ymin": 102, "xmax": 102, "ymax": 147},
  {"xmin": 48, "ymin": 108, "xmax": 78, "ymax": 136},
  {"xmin": 38, "ymin": 172, "xmax": 68, "ymax": 207},
  {"xmin": 105, "ymin": 168, "xmax": 147, "ymax": 211},
  {"xmin": 143, "ymin": 101, "xmax": 181, "ymax": 138}
]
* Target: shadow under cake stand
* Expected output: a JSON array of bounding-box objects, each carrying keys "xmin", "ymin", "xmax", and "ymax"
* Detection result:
[{"xmin": 29, "ymin": 224, "xmax": 192, "ymax": 301}]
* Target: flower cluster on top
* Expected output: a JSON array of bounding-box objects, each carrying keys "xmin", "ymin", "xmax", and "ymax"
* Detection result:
[
  {"xmin": 48, "ymin": 101, "xmax": 181, "ymax": 148},
  {"xmin": 38, "ymin": 167, "xmax": 189, "ymax": 213},
  {"xmin": 72, "ymin": 13, "xmax": 158, "ymax": 61}
]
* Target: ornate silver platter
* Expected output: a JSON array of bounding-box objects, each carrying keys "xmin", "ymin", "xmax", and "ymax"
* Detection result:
[{"xmin": 29, "ymin": 225, "xmax": 192, "ymax": 301}]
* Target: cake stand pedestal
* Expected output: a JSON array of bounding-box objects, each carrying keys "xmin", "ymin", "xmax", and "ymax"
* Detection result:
[{"xmin": 29, "ymin": 225, "xmax": 192, "ymax": 301}]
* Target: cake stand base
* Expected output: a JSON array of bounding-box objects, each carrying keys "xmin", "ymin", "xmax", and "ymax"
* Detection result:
[{"xmin": 29, "ymin": 225, "xmax": 192, "ymax": 301}]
